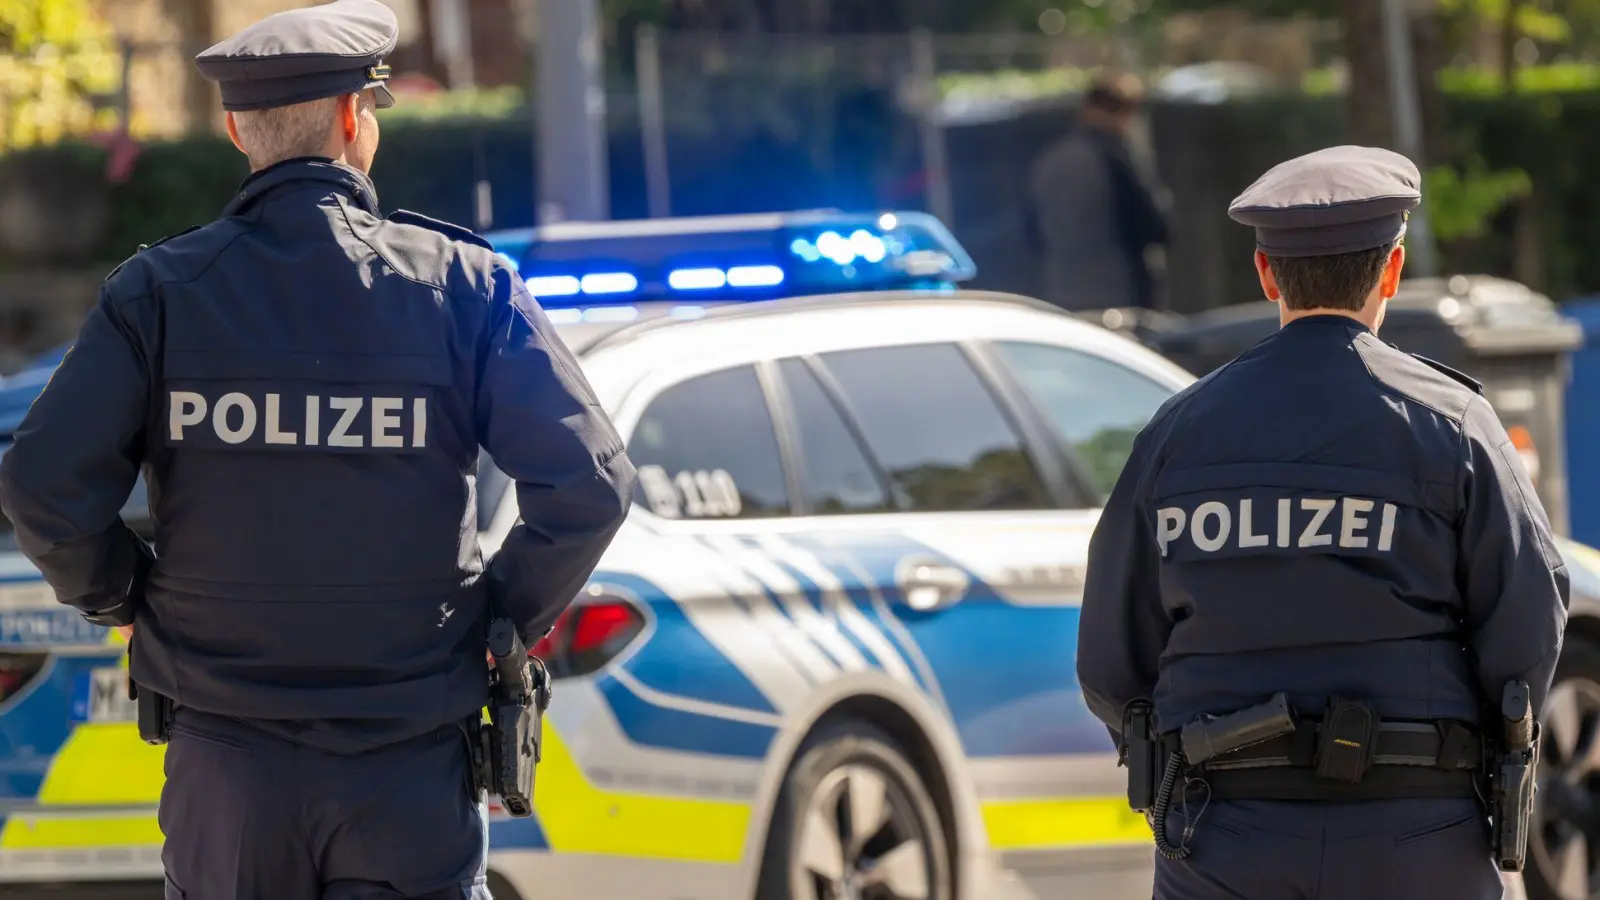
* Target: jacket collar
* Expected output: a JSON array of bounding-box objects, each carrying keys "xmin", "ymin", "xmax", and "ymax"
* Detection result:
[
  {"xmin": 223, "ymin": 157, "xmax": 380, "ymax": 218},
  {"xmin": 1282, "ymin": 313, "xmax": 1372, "ymax": 336}
]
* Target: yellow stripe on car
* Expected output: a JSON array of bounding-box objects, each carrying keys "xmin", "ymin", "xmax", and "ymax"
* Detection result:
[
  {"xmin": 0, "ymin": 811, "xmax": 161, "ymax": 850},
  {"xmin": 0, "ymin": 722, "xmax": 163, "ymax": 849},
  {"xmin": 35, "ymin": 723, "xmax": 164, "ymax": 805},
  {"xmin": 534, "ymin": 726, "xmax": 751, "ymax": 863},
  {"xmin": 980, "ymin": 796, "xmax": 1152, "ymax": 851}
]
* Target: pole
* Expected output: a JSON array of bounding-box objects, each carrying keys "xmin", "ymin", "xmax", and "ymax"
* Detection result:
[
  {"xmin": 536, "ymin": 0, "xmax": 609, "ymax": 224},
  {"xmin": 911, "ymin": 29, "xmax": 955, "ymax": 226},
  {"xmin": 636, "ymin": 26, "xmax": 673, "ymax": 219},
  {"xmin": 1378, "ymin": 0, "xmax": 1438, "ymax": 277},
  {"xmin": 430, "ymin": 0, "xmax": 476, "ymax": 90}
]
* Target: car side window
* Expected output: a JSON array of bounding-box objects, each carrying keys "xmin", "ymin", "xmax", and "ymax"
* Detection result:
[
  {"xmin": 628, "ymin": 365, "xmax": 790, "ymax": 519},
  {"xmin": 818, "ymin": 343, "xmax": 1052, "ymax": 512},
  {"xmin": 777, "ymin": 358, "xmax": 892, "ymax": 515},
  {"xmin": 994, "ymin": 341, "xmax": 1174, "ymax": 502}
]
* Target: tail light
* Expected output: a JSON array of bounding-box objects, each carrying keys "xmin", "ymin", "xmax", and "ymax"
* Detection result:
[
  {"xmin": 1507, "ymin": 425, "xmax": 1542, "ymax": 487},
  {"xmin": 530, "ymin": 588, "xmax": 646, "ymax": 679},
  {"xmin": 0, "ymin": 651, "xmax": 46, "ymax": 703}
]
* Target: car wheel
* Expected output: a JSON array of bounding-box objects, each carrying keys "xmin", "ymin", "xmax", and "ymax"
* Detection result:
[
  {"xmin": 1526, "ymin": 639, "xmax": 1600, "ymax": 900},
  {"xmin": 486, "ymin": 870, "xmax": 522, "ymax": 900},
  {"xmin": 756, "ymin": 719, "xmax": 952, "ymax": 900}
]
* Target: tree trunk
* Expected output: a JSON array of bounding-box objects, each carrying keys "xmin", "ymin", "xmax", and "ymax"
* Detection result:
[
  {"xmin": 1340, "ymin": 0, "xmax": 1449, "ymax": 162},
  {"xmin": 1501, "ymin": 0, "xmax": 1522, "ymax": 91},
  {"xmin": 179, "ymin": 0, "xmax": 218, "ymax": 134},
  {"xmin": 1410, "ymin": 0, "xmax": 1451, "ymax": 165},
  {"xmin": 1341, "ymin": 0, "xmax": 1394, "ymax": 146}
]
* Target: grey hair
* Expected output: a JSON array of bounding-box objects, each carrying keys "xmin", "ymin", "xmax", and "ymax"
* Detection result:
[{"xmin": 231, "ymin": 96, "xmax": 344, "ymax": 169}]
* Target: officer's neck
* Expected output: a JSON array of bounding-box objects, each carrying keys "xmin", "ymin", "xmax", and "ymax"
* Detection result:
[{"xmin": 1279, "ymin": 303, "xmax": 1383, "ymax": 335}]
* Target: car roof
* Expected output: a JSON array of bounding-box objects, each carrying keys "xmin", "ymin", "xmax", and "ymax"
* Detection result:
[{"xmin": 555, "ymin": 289, "xmax": 1074, "ymax": 356}]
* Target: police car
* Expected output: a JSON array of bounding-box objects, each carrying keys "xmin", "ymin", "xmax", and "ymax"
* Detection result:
[{"xmin": 0, "ymin": 211, "xmax": 1597, "ymax": 900}]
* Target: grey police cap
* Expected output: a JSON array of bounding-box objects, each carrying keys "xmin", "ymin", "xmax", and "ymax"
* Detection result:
[
  {"xmin": 195, "ymin": 0, "xmax": 399, "ymax": 112},
  {"xmin": 1227, "ymin": 145, "xmax": 1421, "ymax": 258}
]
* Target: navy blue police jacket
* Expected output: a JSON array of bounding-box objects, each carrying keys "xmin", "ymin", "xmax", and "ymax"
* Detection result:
[
  {"xmin": 0, "ymin": 158, "xmax": 637, "ymax": 753},
  {"xmin": 1077, "ymin": 314, "xmax": 1570, "ymax": 741}
]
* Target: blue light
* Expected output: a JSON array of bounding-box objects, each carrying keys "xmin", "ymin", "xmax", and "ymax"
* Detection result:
[
  {"xmin": 850, "ymin": 230, "xmax": 887, "ymax": 264},
  {"xmin": 877, "ymin": 213, "xmax": 899, "ymax": 231},
  {"xmin": 545, "ymin": 308, "xmax": 583, "ymax": 324},
  {"xmin": 726, "ymin": 265, "xmax": 786, "ymax": 288},
  {"xmin": 790, "ymin": 238, "xmax": 821, "ymax": 263},
  {"xmin": 581, "ymin": 272, "xmax": 638, "ymax": 295},
  {"xmin": 815, "ymin": 231, "xmax": 856, "ymax": 266},
  {"xmin": 526, "ymin": 275, "xmax": 580, "ymax": 297},
  {"xmin": 496, "ymin": 251, "xmax": 522, "ymax": 272},
  {"xmin": 668, "ymin": 267, "xmax": 728, "ymax": 290}
]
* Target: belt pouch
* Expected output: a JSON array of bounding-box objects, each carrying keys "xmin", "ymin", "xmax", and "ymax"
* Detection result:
[{"xmin": 1316, "ymin": 697, "xmax": 1379, "ymax": 783}]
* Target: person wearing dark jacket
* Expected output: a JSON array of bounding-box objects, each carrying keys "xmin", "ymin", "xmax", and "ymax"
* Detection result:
[
  {"xmin": 1077, "ymin": 146, "xmax": 1566, "ymax": 899},
  {"xmin": 1028, "ymin": 74, "xmax": 1169, "ymax": 310},
  {"xmin": 0, "ymin": 2, "xmax": 635, "ymax": 897}
]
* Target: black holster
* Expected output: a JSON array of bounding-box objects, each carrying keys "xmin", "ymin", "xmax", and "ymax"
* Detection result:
[
  {"xmin": 1489, "ymin": 681, "xmax": 1538, "ymax": 873},
  {"xmin": 1122, "ymin": 699, "xmax": 1161, "ymax": 812},
  {"xmin": 475, "ymin": 619, "xmax": 553, "ymax": 819},
  {"xmin": 126, "ymin": 639, "xmax": 172, "ymax": 745}
]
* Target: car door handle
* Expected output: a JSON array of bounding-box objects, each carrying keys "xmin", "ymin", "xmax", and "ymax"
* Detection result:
[{"xmin": 894, "ymin": 557, "xmax": 970, "ymax": 612}]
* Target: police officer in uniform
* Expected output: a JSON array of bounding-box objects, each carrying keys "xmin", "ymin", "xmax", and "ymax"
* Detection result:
[
  {"xmin": 0, "ymin": 2, "xmax": 636, "ymax": 897},
  {"xmin": 1077, "ymin": 146, "xmax": 1568, "ymax": 899}
]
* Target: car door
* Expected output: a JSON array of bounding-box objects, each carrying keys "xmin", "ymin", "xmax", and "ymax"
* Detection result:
[{"xmin": 766, "ymin": 330, "xmax": 1179, "ymax": 855}]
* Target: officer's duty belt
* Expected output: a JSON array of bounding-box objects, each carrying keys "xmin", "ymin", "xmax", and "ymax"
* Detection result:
[{"xmin": 1198, "ymin": 721, "xmax": 1481, "ymax": 801}]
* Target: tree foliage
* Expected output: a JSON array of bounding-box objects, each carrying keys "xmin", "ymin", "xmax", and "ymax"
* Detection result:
[{"xmin": 0, "ymin": 0, "xmax": 120, "ymax": 150}]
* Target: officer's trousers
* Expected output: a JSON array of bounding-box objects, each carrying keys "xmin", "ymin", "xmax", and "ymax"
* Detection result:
[
  {"xmin": 1155, "ymin": 797, "xmax": 1504, "ymax": 899},
  {"xmin": 159, "ymin": 709, "xmax": 491, "ymax": 900}
]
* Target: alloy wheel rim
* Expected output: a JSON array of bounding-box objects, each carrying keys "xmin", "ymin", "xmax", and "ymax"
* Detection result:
[
  {"xmin": 793, "ymin": 763, "xmax": 933, "ymax": 900},
  {"xmin": 1534, "ymin": 678, "xmax": 1600, "ymax": 899}
]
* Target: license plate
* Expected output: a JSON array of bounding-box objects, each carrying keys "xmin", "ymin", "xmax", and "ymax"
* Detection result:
[{"xmin": 71, "ymin": 668, "xmax": 136, "ymax": 724}]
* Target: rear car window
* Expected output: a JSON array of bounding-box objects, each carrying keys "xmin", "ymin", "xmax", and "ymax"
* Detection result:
[
  {"xmin": 817, "ymin": 343, "xmax": 1052, "ymax": 512},
  {"xmin": 994, "ymin": 341, "xmax": 1173, "ymax": 502},
  {"xmin": 628, "ymin": 365, "xmax": 790, "ymax": 519},
  {"xmin": 776, "ymin": 358, "xmax": 892, "ymax": 515}
]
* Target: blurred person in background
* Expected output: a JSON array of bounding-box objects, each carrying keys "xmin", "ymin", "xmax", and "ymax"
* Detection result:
[{"xmin": 1027, "ymin": 73, "xmax": 1169, "ymax": 311}]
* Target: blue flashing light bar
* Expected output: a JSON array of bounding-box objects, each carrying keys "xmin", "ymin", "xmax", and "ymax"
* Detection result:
[
  {"xmin": 580, "ymin": 272, "xmax": 639, "ymax": 295},
  {"xmin": 727, "ymin": 264, "xmax": 785, "ymax": 288},
  {"xmin": 484, "ymin": 210, "xmax": 975, "ymax": 309},
  {"xmin": 668, "ymin": 267, "xmax": 727, "ymax": 290}
]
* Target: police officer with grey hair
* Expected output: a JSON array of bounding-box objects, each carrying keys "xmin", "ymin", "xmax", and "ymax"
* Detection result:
[
  {"xmin": 0, "ymin": 1, "xmax": 635, "ymax": 897},
  {"xmin": 1077, "ymin": 146, "xmax": 1568, "ymax": 899}
]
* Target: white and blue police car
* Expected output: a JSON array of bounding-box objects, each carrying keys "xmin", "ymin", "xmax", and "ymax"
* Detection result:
[{"xmin": 1, "ymin": 212, "xmax": 1599, "ymax": 900}]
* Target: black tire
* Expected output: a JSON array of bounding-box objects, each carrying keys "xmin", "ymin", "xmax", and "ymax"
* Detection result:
[
  {"xmin": 755, "ymin": 719, "xmax": 953, "ymax": 900},
  {"xmin": 486, "ymin": 870, "xmax": 522, "ymax": 900},
  {"xmin": 1525, "ymin": 638, "xmax": 1600, "ymax": 900}
]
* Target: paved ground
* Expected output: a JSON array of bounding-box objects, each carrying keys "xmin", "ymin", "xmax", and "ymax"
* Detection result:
[
  {"xmin": 6, "ymin": 866, "xmax": 1531, "ymax": 899},
  {"xmin": 1012, "ymin": 867, "xmax": 1531, "ymax": 899}
]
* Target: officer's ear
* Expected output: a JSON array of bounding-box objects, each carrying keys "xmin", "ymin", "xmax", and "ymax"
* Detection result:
[
  {"xmin": 340, "ymin": 93, "xmax": 362, "ymax": 144},
  {"xmin": 1254, "ymin": 249, "xmax": 1282, "ymax": 303},
  {"xmin": 1378, "ymin": 243, "xmax": 1406, "ymax": 300},
  {"xmin": 224, "ymin": 112, "xmax": 247, "ymax": 157}
]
